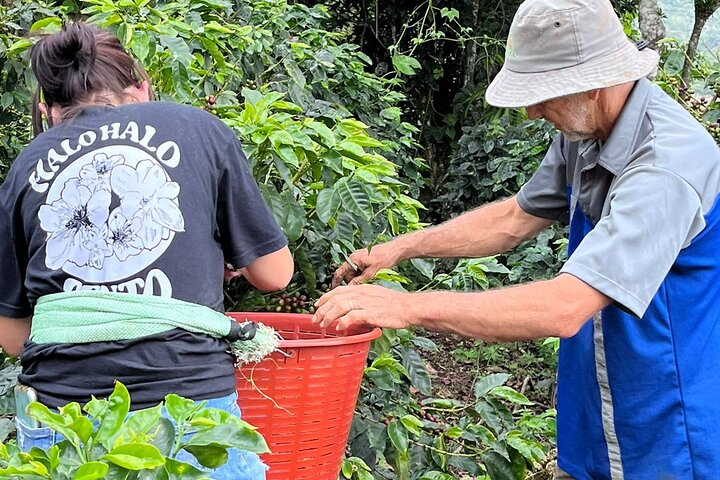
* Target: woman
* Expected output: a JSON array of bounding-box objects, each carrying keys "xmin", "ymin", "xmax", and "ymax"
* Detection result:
[{"xmin": 0, "ymin": 22, "xmax": 293, "ymax": 479}]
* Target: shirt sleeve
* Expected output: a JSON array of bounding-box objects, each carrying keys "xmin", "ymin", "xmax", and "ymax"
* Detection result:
[
  {"xmin": 216, "ymin": 136, "xmax": 288, "ymax": 269},
  {"xmin": 516, "ymin": 134, "xmax": 570, "ymax": 224},
  {"xmin": 0, "ymin": 200, "xmax": 31, "ymax": 317},
  {"xmin": 560, "ymin": 165, "xmax": 705, "ymax": 318}
]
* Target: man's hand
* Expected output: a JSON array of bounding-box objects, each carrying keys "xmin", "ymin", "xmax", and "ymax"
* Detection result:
[
  {"xmin": 312, "ymin": 284, "xmax": 412, "ymax": 331},
  {"xmin": 332, "ymin": 242, "xmax": 403, "ymax": 288}
]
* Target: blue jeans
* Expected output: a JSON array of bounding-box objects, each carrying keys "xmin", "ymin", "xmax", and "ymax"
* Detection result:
[{"xmin": 15, "ymin": 392, "xmax": 268, "ymax": 480}]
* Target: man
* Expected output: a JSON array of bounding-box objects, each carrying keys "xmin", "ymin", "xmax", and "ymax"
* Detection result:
[{"xmin": 312, "ymin": 0, "xmax": 720, "ymax": 478}]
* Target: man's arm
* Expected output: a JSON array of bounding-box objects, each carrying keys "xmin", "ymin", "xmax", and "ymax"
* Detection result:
[
  {"xmin": 333, "ymin": 196, "xmax": 554, "ymax": 286},
  {"xmin": 0, "ymin": 315, "xmax": 31, "ymax": 357},
  {"xmin": 314, "ymin": 273, "xmax": 610, "ymax": 341}
]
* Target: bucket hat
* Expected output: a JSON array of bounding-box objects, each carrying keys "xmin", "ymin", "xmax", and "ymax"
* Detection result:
[{"xmin": 485, "ymin": 0, "xmax": 659, "ymax": 108}]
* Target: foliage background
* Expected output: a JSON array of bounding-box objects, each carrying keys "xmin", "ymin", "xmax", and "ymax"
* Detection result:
[{"xmin": 1, "ymin": 0, "xmax": 719, "ymax": 479}]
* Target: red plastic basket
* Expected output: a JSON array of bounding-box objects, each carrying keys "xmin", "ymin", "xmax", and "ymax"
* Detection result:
[{"xmin": 228, "ymin": 312, "xmax": 381, "ymax": 480}]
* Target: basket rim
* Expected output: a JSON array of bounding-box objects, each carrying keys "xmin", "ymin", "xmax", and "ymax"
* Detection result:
[{"xmin": 227, "ymin": 311, "xmax": 382, "ymax": 348}]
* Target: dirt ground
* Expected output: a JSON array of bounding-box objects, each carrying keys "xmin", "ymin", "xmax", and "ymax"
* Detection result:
[{"xmin": 417, "ymin": 330, "xmax": 558, "ymax": 479}]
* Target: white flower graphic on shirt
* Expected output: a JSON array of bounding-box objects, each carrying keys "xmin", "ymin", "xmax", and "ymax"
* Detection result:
[
  {"xmin": 38, "ymin": 149, "xmax": 185, "ymax": 278},
  {"xmin": 79, "ymin": 152, "xmax": 124, "ymax": 192},
  {"xmin": 107, "ymin": 210, "xmax": 144, "ymax": 261},
  {"xmin": 110, "ymin": 159, "xmax": 185, "ymax": 250},
  {"xmin": 38, "ymin": 179, "xmax": 112, "ymax": 269}
]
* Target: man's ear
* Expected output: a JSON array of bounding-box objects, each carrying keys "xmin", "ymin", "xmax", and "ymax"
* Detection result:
[
  {"xmin": 38, "ymin": 103, "xmax": 49, "ymax": 118},
  {"xmin": 587, "ymin": 89, "xmax": 601, "ymax": 101}
]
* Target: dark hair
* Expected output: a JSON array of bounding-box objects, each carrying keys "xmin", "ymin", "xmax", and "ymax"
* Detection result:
[{"xmin": 30, "ymin": 22, "xmax": 152, "ymax": 136}]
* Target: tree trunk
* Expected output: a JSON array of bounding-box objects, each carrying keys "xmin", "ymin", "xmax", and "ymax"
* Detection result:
[
  {"xmin": 637, "ymin": 0, "xmax": 666, "ymax": 50},
  {"xmin": 461, "ymin": 0, "xmax": 482, "ymax": 90},
  {"xmin": 682, "ymin": 0, "xmax": 720, "ymax": 86}
]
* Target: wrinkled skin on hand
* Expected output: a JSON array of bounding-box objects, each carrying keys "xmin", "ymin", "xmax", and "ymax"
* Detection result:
[
  {"xmin": 332, "ymin": 242, "xmax": 403, "ymax": 288},
  {"xmin": 312, "ymin": 284, "xmax": 411, "ymax": 331}
]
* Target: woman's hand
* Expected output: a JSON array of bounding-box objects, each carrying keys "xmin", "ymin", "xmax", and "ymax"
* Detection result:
[{"xmin": 224, "ymin": 263, "xmax": 243, "ymax": 282}]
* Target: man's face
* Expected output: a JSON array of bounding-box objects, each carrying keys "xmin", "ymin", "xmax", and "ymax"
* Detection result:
[{"xmin": 526, "ymin": 93, "xmax": 597, "ymax": 141}]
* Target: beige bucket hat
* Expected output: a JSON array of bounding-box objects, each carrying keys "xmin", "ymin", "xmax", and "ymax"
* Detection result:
[{"xmin": 485, "ymin": 0, "xmax": 660, "ymax": 108}]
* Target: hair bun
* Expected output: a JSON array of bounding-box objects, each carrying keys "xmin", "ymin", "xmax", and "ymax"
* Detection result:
[{"xmin": 57, "ymin": 23, "xmax": 97, "ymax": 73}]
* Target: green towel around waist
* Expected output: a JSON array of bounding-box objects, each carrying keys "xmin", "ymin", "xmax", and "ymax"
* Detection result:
[{"xmin": 31, "ymin": 291, "xmax": 233, "ymax": 344}]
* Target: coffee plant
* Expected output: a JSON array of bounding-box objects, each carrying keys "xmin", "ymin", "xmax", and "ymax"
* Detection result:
[{"xmin": 0, "ymin": 381, "xmax": 268, "ymax": 479}]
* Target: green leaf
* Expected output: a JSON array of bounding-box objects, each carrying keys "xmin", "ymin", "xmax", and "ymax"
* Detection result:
[
  {"xmin": 26, "ymin": 402, "xmax": 82, "ymax": 446},
  {"xmin": 440, "ymin": 7, "xmax": 460, "ymax": 22},
  {"xmin": 420, "ymin": 472, "xmax": 455, "ymax": 480},
  {"xmin": 124, "ymin": 404, "xmax": 162, "ymax": 437},
  {"xmin": 307, "ymin": 121, "xmax": 336, "ymax": 147},
  {"xmin": 158, "ymin": 35, "xmax": 193, "ymax": 65},
  {"xmin": 703, "ymin": 109, "xmax": 720, "ymax": 123},
  {"xmin": 505, "ymin": 431, "xmax": 546, "ymax": 464},
  {"xmin": 364, "ymin": 368, "xmax": 395, "ymax": 391},
  {"xmin": 274, "ymin": 144, "xmax": 299, "ymax": 168},
  {"xmin": 391, "ymin": 54, "xmax": 421, "ymax": 75},
  {"xmin": 295, "ymin": 246, "xmax": 317, "ymax": 293},
  {"xmin": 164, "ymin": 394, "xmax": 196, "ymax": 425},
  {"xmin": 182, "ymin": 444, "xmax": 228, "ymax": 469},
  {"xmin": 431, "ymin": 435, "xmax": 447, "ymax": 470},
  {"xmin": 148, "ymin": 418, "xmax": 176, "ymax": 457},
  {"xmin": 387, "ymin": 420, "xmax": 408, "ymax": 453},
  {"xmin": 315, "ymin": 188, "xmax": 340, "ymax": 223},
  {"xmin": 399, "ymin": 415, "xmax": 423, "ymax": 436},
  {"xmin": 663, "ymin": 49, "xmax": 685, "ymax": 76},
  {"xmin": 475, "ymin": 400, "xmax": 504, "ymax": 435},
  {"xmin": 474, "ymin": 373, "xmax": 510, "ymax": 399},
  {"xmin": 410, "ymin": 258, "xmax": 435, "ymax": 280},
  {"xmin": 74, "ymin": 461, "xmax": 109, "ymax": 480},
  {"xmin": 0, "ymin": 462, "xmax": 49, "ymax": 476},
  {"xmin": 341, "ymin": 459, "xmax": 353, "ymax": 478},
  {"xmin": 275, "ymin": 191, "xmax": 305, "ymax": 241},
  {"xmin": 284, "ymin": 59, "xmax": 307, "ymax": 89},
  {"xmin": 103, "ymin": 443, "xmax": 165, "ymax": 470},
  {"xmin": 401, "ymin": 347, "xmax": 431, "ymax": 395},
  {"xmin": 336, "ymin": 179, "xmax": 371, "ymax": 220},
  {"xmin": 130, "ymin": 30, "xmax": 151, "ymax": 63},
  {"xmin": 95, "ymin": 382, "xmax": 132, "ymax": 447},
  {"xmin": 183, "ymin": 422, "xmax": 269, "ymax": 454},
  {"xmin": 163, "ymin": 457, "xmax": 209, "ymax": 480},
  {"xmin": 490, "ymin": 386, "xmax": 533, "ymax": 406},
  {"xmin": 482, "ymin": 450, "xmax": 520, "ymax": 480},
  {"xmin": 0, "ymin": 418, "xmax": 14, "ymax": 442},
  {"xmin": 31, "ymin": 17, "xmax": 62, "ymax": 32},
  {"xmin": 7, "ymin": 38, "xmax": 33, "ymax": 56}
]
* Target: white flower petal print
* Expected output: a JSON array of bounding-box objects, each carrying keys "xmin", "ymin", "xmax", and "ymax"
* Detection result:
[
  {"xmin": 113, "ymin": 159, "xmax": 185, "ymax": 244},
  {"xmin": 87, "ymin": 190, "xmax": 112, "ymax": 226},
  {"xmin": 155, "ymin": 181, "xmax": 180, "ymax": 200},
  {"xmin": 150, "ymin": 198, "xmax": 185, "ymax": 231},
  {"xmin": 110, "ymin": 164, "xmax": 141, "ymax": 197},
  {"xmin": 40, "ymin": 178, "xmax": 111, "ymax": 270},
  {"xmin": 138, "ymin": 218, "xmax": 164, "ymax": 250},
  {"xmin": 139, "ymin": 162, "xmax": 168, "ymax": 191},
  {"xmin": 61, "ymin": 179, "xmax": 92, "ymax": 208},
  {"xmin": 82, "ymin": 226, "xmax": 112, "ymax": 270},
  {"xmin": 108, "ymin": 210, "xmax": 144, "ymax": 261},
  {"xmin": 80, "ymin": 153, "xmax": 125, "ymax": 193},
  {"xmin": 119, "ymin": 191, "xmax": 144, "ymax": 218},
  {"xmin": 45, "ymin": 229, "xmax": 77, "ymax": 270},
  {"xmin": 39, "ymin": 203, "xmax": 73, "ymax": 232}
]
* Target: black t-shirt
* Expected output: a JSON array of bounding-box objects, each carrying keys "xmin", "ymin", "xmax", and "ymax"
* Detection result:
[{"xmin": 0, "ymin": 102, "xmax": 287, "ymax": 408}]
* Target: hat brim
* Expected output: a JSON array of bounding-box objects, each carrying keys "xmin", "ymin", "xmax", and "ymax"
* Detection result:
[{"xmin": 485, "ymin": 42, "xmax": 660, "ymax": 108}]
